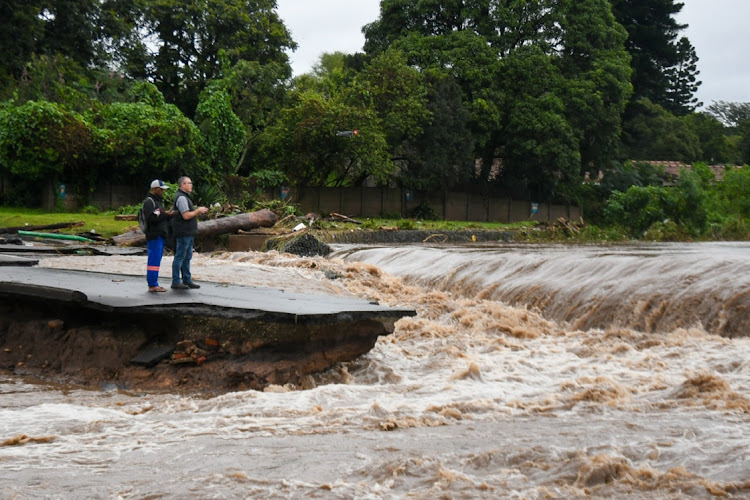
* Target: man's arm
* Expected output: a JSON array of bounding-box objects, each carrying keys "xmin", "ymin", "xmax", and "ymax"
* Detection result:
[{"xmin": 177, "ymin": 197, "xmax": 208, "ymax": 220}]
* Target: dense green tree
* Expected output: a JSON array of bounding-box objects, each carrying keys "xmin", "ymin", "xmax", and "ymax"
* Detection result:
[
  {"xmin": 602, "ymin": 161, "xmax": 666, "ymax": 194},
  {"xmin": 311, "ymin": 52, "xmax": 348, "ymax": 77},
  {"xmin": 363, "ymin": 0, "xmax": 631, "ymax": 199},
  {"xmin": 491, "ymin": 46, "xmax": 581, "ymax": 199},
  {"xmin": 684, "ymin": 112, "xmax": 731, "ymax": 163},
  {"xmin": 143, "ymin": 0, "xmax": 295, "ymax": 116},
  {"xmin": 204, "ymin": 56, "xmax": 291, "ymax": 174},
  {"xmin": 398, "ymin": 72, "xmax": 474, "ymax": 192},
  {"xmin": 347, "ymin": 49, "xmax": 430, "ymax": 152},
  {"xmin": 38, "ymin": 0, "xmax": 103, "ymax": 67},
  {"xmin": 194, "ymin": 89, "xmax": 244, "ymax": 176},
  {"xmin": 0, "ymin": 0, "xmax": 45, "ymax": 88},
  {"xmin": 90, "ymin": 82, "xmax": 205, "ymax": 183},
  {"xmin": 716, "ymin": 165, "xmax": 750, "ymax": 217},
  {"xmin": 0, "ymin": 0, "xmax": 142, "ymax": 85},
  {"xmin": 554, "ymin": 0, "xmax": 632, "ymax": 177},
  {"xmin": 259, "ymin": 90, "xmax": 391, "ymax": 187},
  {"xmin": 621, "ymin": 98, "xmax": 701, "ymax": 162},
  {"xmin": 0, "ymin": 99, "xmax": 98, "ymax": 199},
  {"xmin": 603, "ymin": 185, "xmax": 677, "ymax": 236},
  {"xmin": 672, "ymin": 168, "xmax": 709, "ymax": 235}
]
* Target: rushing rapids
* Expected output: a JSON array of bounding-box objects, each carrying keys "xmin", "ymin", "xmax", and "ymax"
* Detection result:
[
  {"xmin": 331, "ymin": 242, "xmax": 750, "ymax": 337},
  {"xmin": 2, "ymin": 243, "xmax": 750, "ymax": 498}
]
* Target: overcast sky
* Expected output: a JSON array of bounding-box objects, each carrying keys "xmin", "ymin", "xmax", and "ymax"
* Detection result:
[{"xmin": 276, "ymin": 0, "xmax": 750, "ymax": 107}]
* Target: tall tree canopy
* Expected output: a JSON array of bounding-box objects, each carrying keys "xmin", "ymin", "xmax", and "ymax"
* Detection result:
[
  {"xmin": 0, "ymin": 0, "xmax": 142, "ymax": 89},
  {"xmin": 610, "ymin": 0, "xmax": 701, "ymax": 115},
  {"xmin": 143, "ymin": 0, "xmax": 295, "ymax": 116},
  {"xmin": 363, "ymin": 0, "xmax": 632, "ymax": 199}
]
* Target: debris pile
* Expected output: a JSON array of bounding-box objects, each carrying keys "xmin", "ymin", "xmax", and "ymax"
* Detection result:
[{"xmin": 263, "ymin": 231, "xmax": 332, "ymax": 257}]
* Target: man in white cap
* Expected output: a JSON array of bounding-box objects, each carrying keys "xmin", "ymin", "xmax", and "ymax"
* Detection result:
[{"xmin": 143, "ymin": 179, "xmax": 176, "ymax": 292}]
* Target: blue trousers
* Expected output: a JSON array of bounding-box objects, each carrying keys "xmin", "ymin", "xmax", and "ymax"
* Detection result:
[
  {"xmin": 172, "ymin": 235, "xmax": 194, "ymax": 285},
  {"xmin": 146, "ymin": 237, "xmax": 165, "ymax": 287}
]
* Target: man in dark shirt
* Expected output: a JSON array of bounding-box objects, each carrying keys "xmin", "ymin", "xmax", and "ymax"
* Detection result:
[{"xmin": 171, "ymin": 176, "xmax": 208, "ymax": 290}]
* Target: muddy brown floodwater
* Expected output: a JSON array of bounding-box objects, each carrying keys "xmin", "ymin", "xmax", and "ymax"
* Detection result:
[{"xmin": 2, "ymin": 243, "xmax": 750, "ymax": 498}]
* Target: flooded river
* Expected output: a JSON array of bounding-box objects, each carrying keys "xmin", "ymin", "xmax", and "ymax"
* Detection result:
[{"xmin": 2, "ymin": 242, "xmax": 750, "ymax": 498}]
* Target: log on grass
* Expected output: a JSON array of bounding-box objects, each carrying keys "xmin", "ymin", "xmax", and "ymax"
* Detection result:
[{"xmin": 110, "ymin": 209, "xmax": 278, "ymax": 246}]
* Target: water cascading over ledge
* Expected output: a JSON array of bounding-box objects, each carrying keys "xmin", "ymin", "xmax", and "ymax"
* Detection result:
[{"xmin": 330, "ymin": 242, "xmax": 750, "ymax": 338}]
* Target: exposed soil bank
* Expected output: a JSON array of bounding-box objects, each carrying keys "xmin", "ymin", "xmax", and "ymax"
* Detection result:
[
  {"xmin": 0, "ymin": 265, "xmax": 414, "ymax": 394},
  {"xmin": 0, "ymin": 297, "xmax": 397, "ymax": 394}
]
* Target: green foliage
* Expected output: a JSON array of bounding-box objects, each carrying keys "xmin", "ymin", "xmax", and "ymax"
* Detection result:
[
  {"xmin": 409, "ymin": 201, "xmax": 438, "ymax": 221},
  {"xmin": 117, "ymin": 203, "xmax": 142, "ymax": 216},
  {"xmin": 396, "ymin": 219, "xmax": 416, "ymax": 230},
  {"xmin": 252, "ymin": 197, "xmax": 300, "ymax": 218},
  {"xmin": 610, "ymin": 0, "xmax": 691, "ymax": 110},
  {"xmin": 127, "ymin": 81, "xmax": 166, "ymax": 107},
  {"xmin": 193, "ymin": 183, "xmax": 226, "ymax": 207},
  {"xmin": 250, "ymin": 169, "xmax": 287, "ymax": 191},
  {"xmin": 603, "ymin": 185, "xmax": 675, "ymax": 237},
  {"xmin": 90, "ymin": 98, "xmax": 206, "ymax": 183},
  {"xmin": 399, "ymin": 71, "xmax": 474, "ymax": 192},
  {"xmin": 622, "ymin": 98, "xmax": 701, "ymax": 162},
  {"xmin": 671, "ymin": 168, "xmax": 709, "ymax": 235},
  {"xmin": 350, "ymin": 49, "xmax": 431, "ymax": 147},
  {"xmin": 143, "ymin": 0, "xmax": 295, "ymax": 116},
  {"xmin": 195, "ymin": 89, "xmax": 244, "ymax": 174},
  {"xmin": 492, "ymin": 46, "xmax": 581, "ymax": 198},
  {"xmin": 0, "ymin": 100, "xmax": 95, "ymax": 182},
  {"xmin": 715, "ymin": 166, "xmax": 750, "ymax": 218},
  {"xmin": 259, "ymin": 89, "xmax": 392, "ymax": 187},
  {"xmin": 203, "ymin": 58, "xmax": 291, "ymax": 175},
  {"xmin": 602, "ymin": 161, "xmax": 665, "ymax": 193},
  {"xmin": 739, "ymin": 119, "xmax": 750, "ymax": 166},
  {"xmin": 684, "ymin": 113, "xmax": 732, "ymax": 163},
  {"xmin": 602, "ymin": 166, "xmax": 714, "ymax": 238},
  {"xmin": 312, "ymin": 52, "xmax": 348, "ymax": 77},
  {"xmin": 642, "ymin": 219, "xmax": 688, "ymax": 241}
]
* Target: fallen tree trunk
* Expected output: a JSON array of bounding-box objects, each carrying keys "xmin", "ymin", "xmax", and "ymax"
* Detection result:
[{"xmin": 111, "ymin": 209, "xmax": 278, "ymax": 246}]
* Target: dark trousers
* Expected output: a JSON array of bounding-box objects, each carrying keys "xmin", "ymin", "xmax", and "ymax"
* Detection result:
[{"xmin": 172, "ymin": 235, "xmax": 194, "ymax": 285}]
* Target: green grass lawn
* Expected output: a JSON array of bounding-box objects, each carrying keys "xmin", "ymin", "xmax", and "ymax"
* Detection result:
[
  {"xmin": 0, "ymin": 207, "xmax": 137, "ymax": 239},
  {"xmin": 0, "ymin": 206, "xmax": 540, "ymax": 241}
]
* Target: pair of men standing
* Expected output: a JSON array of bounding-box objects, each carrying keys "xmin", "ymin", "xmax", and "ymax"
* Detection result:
[{"xmin": 144, "ymin": 176, "xmax": 209, "ymax": 293}]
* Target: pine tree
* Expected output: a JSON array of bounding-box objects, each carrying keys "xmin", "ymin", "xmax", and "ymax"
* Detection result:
[
  {"xmin": 611, "ymin": 0, "xmax": 701, "ymax": 110},
  {"xmin": 664, "ymin": 37, "xmax": 702, "ymax": 115}
]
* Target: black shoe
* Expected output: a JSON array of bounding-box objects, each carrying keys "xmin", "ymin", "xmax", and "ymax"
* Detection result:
[
  {"xmin": 185, "ymin": 282, "xmax": 200, "ymax": 289},
  {"xmin": 171, "ymin": 283, "xmax": 189, "ymax": 290}
]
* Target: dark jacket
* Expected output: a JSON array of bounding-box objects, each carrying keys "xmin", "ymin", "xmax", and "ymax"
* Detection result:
[
  {"xmin": 144, "ymin": 193, "xmax": 170, "ymax": 241},
  {"xmin": 172, "ymin": 189, "xmax": 199, "ymax": 237}
]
